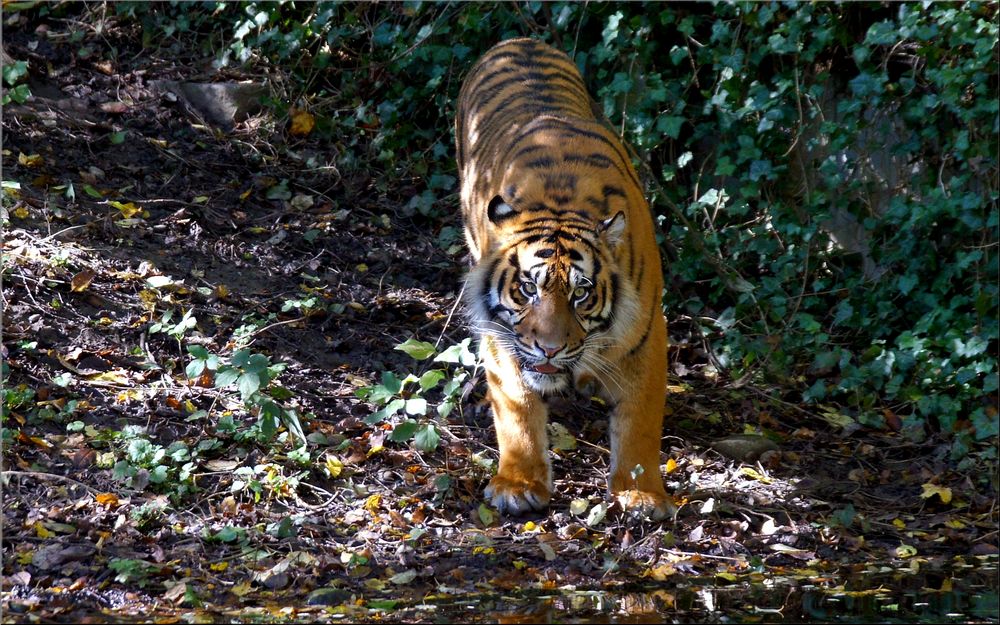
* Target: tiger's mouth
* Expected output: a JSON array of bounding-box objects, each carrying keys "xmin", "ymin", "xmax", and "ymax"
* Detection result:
[{"xmin": 530, "ymin": 362, "xmax": 562, "ymax": 375}]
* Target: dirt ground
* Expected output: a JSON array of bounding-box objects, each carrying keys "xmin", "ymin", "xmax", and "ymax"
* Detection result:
[{"xmin": 2, "ymin": 9, "xmax": 997, "ymax": 624}]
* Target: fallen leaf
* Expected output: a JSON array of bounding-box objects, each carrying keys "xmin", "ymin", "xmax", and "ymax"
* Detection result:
[
  {"xmin": 920, "ymin": 483, "xmax": 952, "ymax": 504},
  {"xmin": 110, "ymin": 201, "xmax": 143, "ymax": 219},
  {"xmin": 69, "ymin": 269, "xmax": 97, "ymax": 293},
  {"xmin": 95, "ymin": 492, "xmax": 120, "ymax": 508},
  {"xmin": 18, "ymin": 153, "xmax": 43, "ymax": 167},
  {"xmin": 290, "ymin": 109, "xmax": 316, "ymax": 137},
  {"xmin": 325, "ymin": 456, "xmax": 343, "ymax": 478},
  {"xmin": 896, "ymin": 543, "xmax": 918, "ymax": 558},
  {"xmin": 389, "ymin": 569, "xmax": 417, "ymax": 585},
  {"xmin": 665, "ymin": 458, "xmax": 678, "ymax": 474},
  {"xmin": 646, "ymin": 563, "xmax": 676, "ymax": 580},
  {"xmin": 163, "ymin": 581, "xmax": 187, "ymax": 603},
  {"xmin": 230, "ymin": 580, "xmax": 254, "ymax": 597}
]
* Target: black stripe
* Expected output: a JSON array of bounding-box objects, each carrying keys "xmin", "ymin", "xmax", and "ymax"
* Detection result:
[
  {"xmin": 625, "ymin": 308, "xmax": 656, "ymax": 358},
  {"xmin": 527, "ymin": 157, "xmax": 557, "ymax": 169},
  {"xmin": 510, "ymin": 120, "xmax": 641, "ymax": 190}
]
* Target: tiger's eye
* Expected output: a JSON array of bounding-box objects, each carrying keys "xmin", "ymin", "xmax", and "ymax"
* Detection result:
[
  {"xmin": 521, "ymin": 282, "xmax": 538, "ymax": 296},
  {"xmin": 573, "ymin": 286, "xmax": 589, "ymax": 300}
]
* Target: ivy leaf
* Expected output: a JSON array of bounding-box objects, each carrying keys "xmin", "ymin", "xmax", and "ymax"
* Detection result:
[
  {"xmin": 395, "ymin": 338, "xmax": 437, "ymax": 360},
  {"xmin": 413, "ymin": 424, "xmax": 439, "ymax": 452}
]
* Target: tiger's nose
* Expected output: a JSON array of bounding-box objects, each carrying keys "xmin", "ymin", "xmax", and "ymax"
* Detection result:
[{"xmin": 536, "ymin": 341, "xmax": 564, "ymax": 358}]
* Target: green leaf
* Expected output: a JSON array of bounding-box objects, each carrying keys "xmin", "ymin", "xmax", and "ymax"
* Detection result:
[
  {"xmin": 404, "ymin": 397, "xmax": 428, "ymax": 416},
  {"xmin": 237, "ymin": 372, "xmax": 261, "ymax": 399},
  {"xmin": 656, "ymin": 115, "xmax": 685, "ymax": 139},
  {"xmin": 413, "ymin": 424, "xmax": 439, "ymax": 452},
  {"xmin": 149, "ymin": 465, "xmax": 169, "ymax": 483},
  {"xmin": 215, "ymin": 367, "xmax": 239, "ymax": 388},
  {"xmin": 186, "ymin": 359, "xmax": 206, "ymax": 379},
  {"xmin": 477, "ymin": 503, "xmax": 495, "ymax": 527},
  {"xmin": 395, "ymin": 338, "xmax": 437, "ymax": 360},
  {"xmin": 418, "ymin": 370, "xmax": 446, "ymax": 392},
  {"xmin": 389, "ymin": 420, "xmax": 419, "ymax": 442}
]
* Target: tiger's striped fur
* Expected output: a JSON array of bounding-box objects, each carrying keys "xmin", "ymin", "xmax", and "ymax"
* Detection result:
[{"xmin": 455, "ymin": 38, "xmax": 670, "ymax": 519}]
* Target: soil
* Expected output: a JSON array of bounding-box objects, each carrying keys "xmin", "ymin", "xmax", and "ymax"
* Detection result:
[{"xmin": 1, "ymin": 8, "xmax": 996, "ymax": 624}]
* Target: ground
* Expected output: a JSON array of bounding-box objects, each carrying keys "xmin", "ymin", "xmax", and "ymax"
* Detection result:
[{"xmin": 1, "ymin": 10, "xmax": 997, "ymax": 624}]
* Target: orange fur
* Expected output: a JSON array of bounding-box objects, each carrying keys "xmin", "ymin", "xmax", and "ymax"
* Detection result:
[{"xmin": 456, "ymin": 38, "xmax": 670, "ymax": 519}]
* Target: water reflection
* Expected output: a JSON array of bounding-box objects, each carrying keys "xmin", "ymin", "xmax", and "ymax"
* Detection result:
[{"xmin": 480, "ymin": 563, "xmax": 998, "ymax": 624}]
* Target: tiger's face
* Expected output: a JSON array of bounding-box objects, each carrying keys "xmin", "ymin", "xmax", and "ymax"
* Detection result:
[{"xmin": 467, "ymin": 198, "xmax": 626, "ymax": 394}]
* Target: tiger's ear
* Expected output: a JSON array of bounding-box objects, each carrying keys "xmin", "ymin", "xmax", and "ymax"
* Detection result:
[
  {"xmin": 598, "ymin": 211, "xmax": 626, "ymax": 247},
  {"xmin": 487, "ymin": 195, "xmax": 517, "ymax": 224}
]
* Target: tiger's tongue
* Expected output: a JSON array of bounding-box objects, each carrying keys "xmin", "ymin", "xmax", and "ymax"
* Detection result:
[{"xmin": 532, "ymin": 363, "xmax": 560, "ymax": 375}]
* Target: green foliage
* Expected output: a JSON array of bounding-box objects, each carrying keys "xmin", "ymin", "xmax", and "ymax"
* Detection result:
[
  {"xmin": 113, "ymin": 3, "xmax": 996, "ymax": 458},
  {"xmin": 577, "ymin": 3, "xmax": 997, "ymax": 460},
  {"xmin": 357, "ymin": 338, "xmax": 476, "ymax": 452},
  {"xmin": 2, "ymin": 60, "xmax": 31, "ymax": 105}
]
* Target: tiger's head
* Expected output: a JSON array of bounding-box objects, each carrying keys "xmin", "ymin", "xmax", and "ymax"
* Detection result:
[{"xmin": 466, "ymin": 194, "xmax": 635, "ymax": 394}]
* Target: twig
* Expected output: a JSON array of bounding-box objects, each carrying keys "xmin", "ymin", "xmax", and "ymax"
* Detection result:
[{"xmin": 2, "ymin": 470, "xmax": 101, "ymax": 495}]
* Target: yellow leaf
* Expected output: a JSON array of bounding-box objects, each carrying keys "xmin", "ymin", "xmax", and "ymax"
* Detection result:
[
  {"xmin": 896, "ymin": 543, "xmax": 918, "ymax": 558},
  {"xmin": 209, "ymin": 561, "xmax": 229, "ymax": 572},
  {"xmin": 138, "ymin": 289, "xmax": 159, "ymax": 313},
  {"xmin": 230, "ymin": 581, "xmax": 254, "ymax": 597},
  {"xmin": 944, "ymin": 519, "xmax": 966, "ymax": 529},
  {"xmin": 34, "ymin": 522, "xmax": 55, "ymax": 538},
  {"xmin": 646, "ymin": 563, "xmax": 677, "ymax": 580},
  {"xmin": 892, "ymin": 518, "xmax": 906, "ymax": 529},
  {"xmin": 95, "ymin": 492, "xmax": 120, "ymax": 507},
  {"xmin": 13, "ymin": 205, "xmax": 29, "ymax": 219},
  {"xmin": 364, "ymin": 494, "xmax": 382, "ymax": 513},
  {"xmin": 523, "ymin": 521, "xmax": 537, "ymax": 532},
  {"xmin": 18, "ymin": 153, "xmax": 44, "ymax": 167},
  {"xmin": 290, "ymin": 109, "xmax": 316, "ymax": 137},
  {"xmin": 920, "ymin": 483, "xmax": 952, "ymax": 504},
  {"xmin": 88, "ymin": 369, "xmax": 131, "ymax": 384},
  {"xmin": 739, "ymin": 466, "xmax": 773, "ymax": 484},
  {"xmin": 326, "ymin": 456, "xmax": 343, "ymax": 478},
  {"xmin": 665, "ymin": 458, "xmax": 678, "ymax": 474},
  {"xmin": 110, "ymin": 201, "xmax": 142, "ymax": 219},
  {"xmin": 215, "ymin": 284, "xmax": 229, "ymax": 299},
  {"xmin": 116, "ymin": 389, "xmax": 140, "ymax": 403}
]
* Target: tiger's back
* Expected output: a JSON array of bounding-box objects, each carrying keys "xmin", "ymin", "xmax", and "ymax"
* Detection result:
[{"xmin": 455, "ymin": 38, "xmax": 670, "ymax": 520}]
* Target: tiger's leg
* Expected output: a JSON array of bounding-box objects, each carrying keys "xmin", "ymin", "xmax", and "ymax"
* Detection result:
[
  {"xmin": 481, "ymin": 338, "xmax": 552, "ymax": 514},
  {"xmin": 607, "ymin": 318, "xmax": 671, "ymax": 520}
]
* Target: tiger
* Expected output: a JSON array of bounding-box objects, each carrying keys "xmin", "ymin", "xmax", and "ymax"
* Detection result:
[{"xmin": 455, "ymin": 38, "xmax": 671, "ymax": 520}]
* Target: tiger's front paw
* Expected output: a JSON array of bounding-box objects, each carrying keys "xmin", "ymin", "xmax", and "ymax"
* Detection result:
[
  {"xmin": 485, "ymin": 474, "xmax": 551, "ymax": 515},
  {"xmin": 613, "ymin": 489, "xmax": 676, "ymax": 521}
]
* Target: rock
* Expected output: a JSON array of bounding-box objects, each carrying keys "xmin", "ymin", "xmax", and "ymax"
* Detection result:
[
  {"xmin": 710, "ymin": 434, "xmax": 779, "ymax": 463},
  {"xmin": 151, "ymin": 80, "xmax": 267, "ymax": 129}
]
